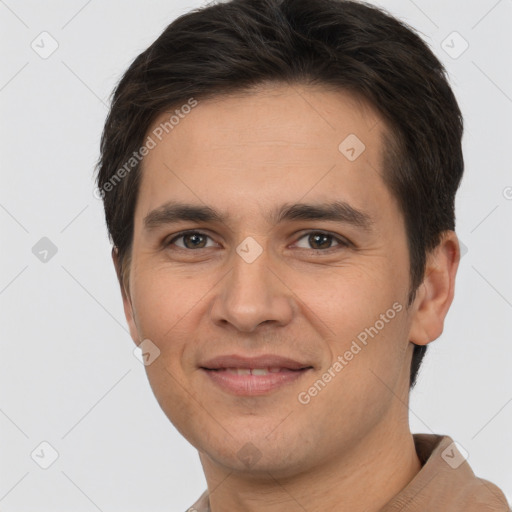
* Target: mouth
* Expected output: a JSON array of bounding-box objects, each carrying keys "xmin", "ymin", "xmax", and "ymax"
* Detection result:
[
  {"xmin": 204, "ymin": 367, "xmax": 310, "ymax": 375},
  {"xmin": 199, "ymin": 355, "xmax": 314, "ymax": 395}
]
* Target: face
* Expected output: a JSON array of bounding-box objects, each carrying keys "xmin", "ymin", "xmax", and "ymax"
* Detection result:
[{"xmin": 117, "ymin": 84, "xmax": 429, "ymax": 478}]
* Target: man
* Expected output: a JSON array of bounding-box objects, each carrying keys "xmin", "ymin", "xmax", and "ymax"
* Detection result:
[{"xmin": 95, "ymin": 0, "xmax": 510, "ymax": 510}]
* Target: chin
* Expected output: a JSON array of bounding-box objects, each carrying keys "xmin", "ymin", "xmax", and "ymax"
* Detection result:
[
  {"xmin": 201, "ymin": 444, "xmax": 309, "ymax": 479},
  {"xmin": 197, "ymin": 427, "xmax": 314, "ymax": 477}
]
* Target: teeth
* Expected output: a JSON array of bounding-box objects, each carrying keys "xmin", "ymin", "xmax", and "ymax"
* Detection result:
[
  {"xmin": 225, "ymin": 368, "xmax": 251, "ymax": 375},
  {"xmin": 223, "ymin": 368, "xmax": 285, "ymax": 375},
  {"xmin": 251, "ymin": 368, "xmax": 268, "ymax": 376}
]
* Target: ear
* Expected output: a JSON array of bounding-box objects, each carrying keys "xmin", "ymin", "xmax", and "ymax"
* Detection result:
[
  {"xmin": 111, "ymin": 247, "xmax": 140, "ymax": 345},
  {"xmin": 408, "ymin": 231, "xmax": 460, "ymax": 346}
]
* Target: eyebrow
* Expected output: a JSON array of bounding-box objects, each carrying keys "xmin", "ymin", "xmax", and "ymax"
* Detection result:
[{"xmin": 143, "ymin": 200, "xmax": 374, "ymax": 232}]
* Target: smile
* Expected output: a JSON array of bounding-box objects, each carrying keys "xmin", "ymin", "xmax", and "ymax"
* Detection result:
[{"xmin": 201, "ymin": 367, "xmax": 312, "ymax": 395}]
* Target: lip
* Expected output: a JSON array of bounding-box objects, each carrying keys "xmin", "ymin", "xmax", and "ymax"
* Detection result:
[
  {"xmin": 201, "ymin": 367, "xmax": 312, "ymax": 396},
  {"xmin": 200, "ymin": 354, "xmax": 312, "ymax": 371},
  {"xmin": 200, "ymin": 354, "xmax": 313, "ymax": 396}
]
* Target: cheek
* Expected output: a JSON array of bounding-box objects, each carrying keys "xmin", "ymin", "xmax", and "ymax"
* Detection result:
[
  {"xmin": 288, "ymin": 261, "xmax": 403, "ymax": 336},
  {"xmin": 291, "ymin": 264, "xmax": 410, "ymax": 386},
  {"xmin": 129, "ymin": 269, "xmax": 213, "ymax": 408},
  {"xmin": 296, "ymin": 309, "xmax": 410, "ymax": 442},
  {"xmin": 130, "ymin": 270, "xmax": 210, "ymax": 438},
  {"xmin": 131, "ymin": 267, "xmax": 207, "ymax": 339}
]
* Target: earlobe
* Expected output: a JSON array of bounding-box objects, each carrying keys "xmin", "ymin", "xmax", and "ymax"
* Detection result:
[
  {"xmin": 408, "ymin": 231, "xmax": 460, "ymax": 346},
  {"xmin": 111, "ymin": 247, "xmax": 140, "ymax": 345}
]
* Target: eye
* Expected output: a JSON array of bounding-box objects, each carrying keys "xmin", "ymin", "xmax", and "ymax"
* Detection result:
[
  {"xmin": 294, "ymin": 231, "xmax": 349, "ymax": 250},
  {"xmin": 167, "ymin": 231, "xmax": 217, "ymax": 250}
]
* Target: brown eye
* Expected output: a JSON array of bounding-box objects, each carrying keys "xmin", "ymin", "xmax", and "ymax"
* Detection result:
[
  {"xmin": 295, "ymin": 231, "xmax": 349, "ymax": 250},
  {"xmin": 168, "ymin": 231, "xmax": 215, "ymax": 249},
  {"xmin": 309, "ymin": 233, "xmax": 332, "ymax": 249}
]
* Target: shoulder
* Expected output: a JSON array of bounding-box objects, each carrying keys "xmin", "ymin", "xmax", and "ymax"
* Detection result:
[{"xmin": 452, "ymin": 477, "xmax": 510, "ymax": 512}]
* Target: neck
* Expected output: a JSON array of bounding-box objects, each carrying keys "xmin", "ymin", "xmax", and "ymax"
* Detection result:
[{"xmin": 199, "ymin": 419, "xmax": 422, "ymax": 512}]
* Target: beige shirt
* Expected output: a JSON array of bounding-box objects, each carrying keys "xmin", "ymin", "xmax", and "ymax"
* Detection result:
[{"xmin": 187, "ymin": 434, "xmax": 510, "ymax": 511}]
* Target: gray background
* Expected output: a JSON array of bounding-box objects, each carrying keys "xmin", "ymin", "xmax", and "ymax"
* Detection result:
[{"xmin": 1, "ymin": 0, "xmax": 511, "ymax": 510}]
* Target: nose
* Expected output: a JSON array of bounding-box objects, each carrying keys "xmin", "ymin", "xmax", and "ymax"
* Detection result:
[{"xmin": 210, "ymin": 243, "xmax": 295, "ymax": 333}]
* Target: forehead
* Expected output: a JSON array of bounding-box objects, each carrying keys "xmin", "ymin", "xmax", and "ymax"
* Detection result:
[
  {"xmin": 135, "ymin": 84, "xmax": 396, "ymax": 227},
  {"xmin": 145, "ymin": 83, "xmax": 382, "ymax": 158}
]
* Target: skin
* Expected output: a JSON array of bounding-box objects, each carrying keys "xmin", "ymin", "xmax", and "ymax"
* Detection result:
[{"xmin": 113, "ymin": 84, "xmax": 460, "ymax": 511}]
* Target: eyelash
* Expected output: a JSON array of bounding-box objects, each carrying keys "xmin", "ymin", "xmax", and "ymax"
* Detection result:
[{"xmin": 165, "ymin": 230, "xmax": 351, "ymax": 252}]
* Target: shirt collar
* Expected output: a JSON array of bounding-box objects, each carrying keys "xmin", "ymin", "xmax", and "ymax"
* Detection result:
[{"xmin": 188, "ymin": 434, "xmax": 510, "ymax": 512}]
